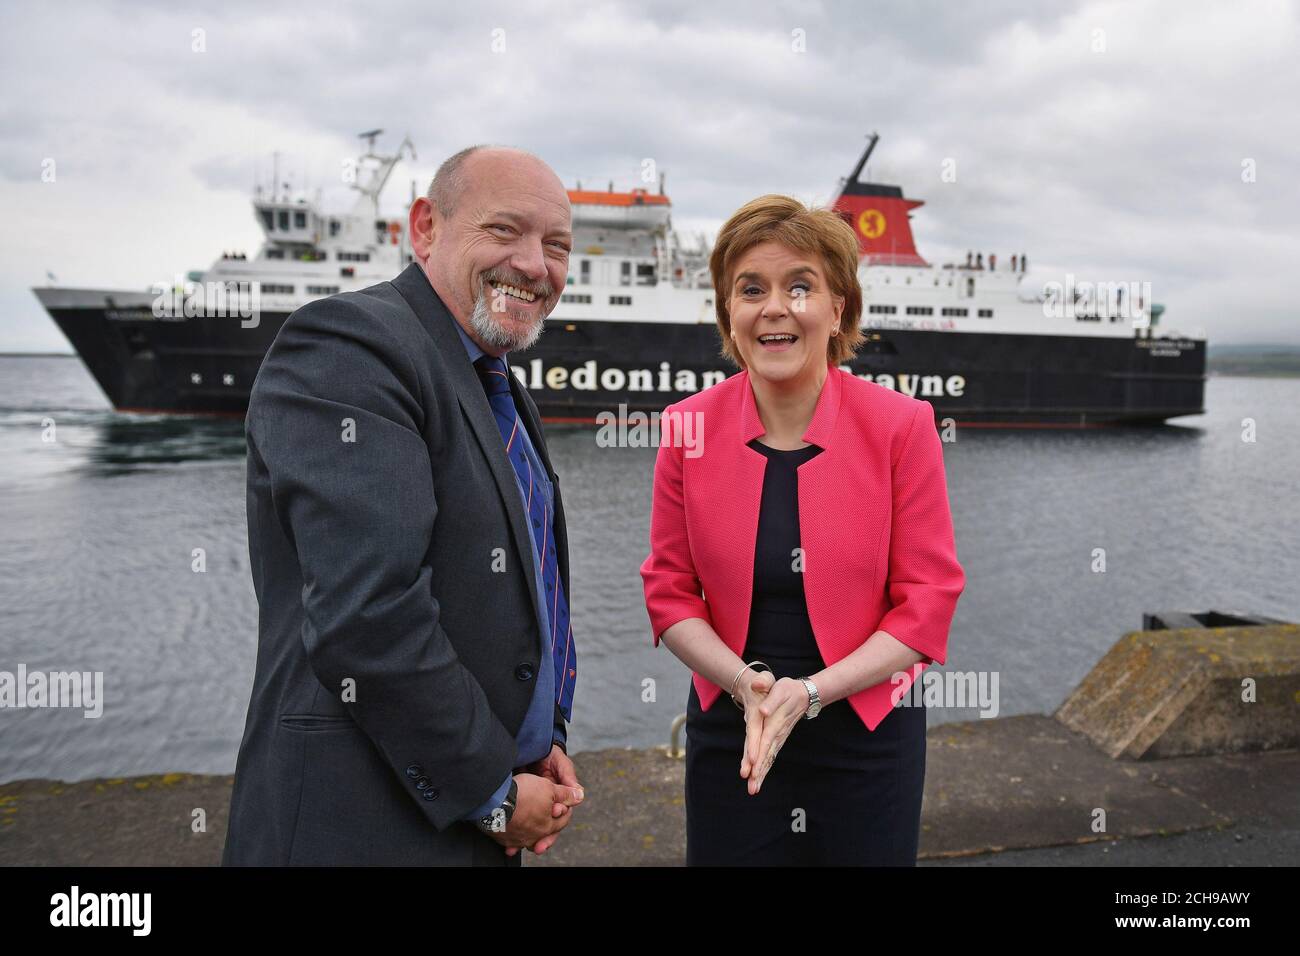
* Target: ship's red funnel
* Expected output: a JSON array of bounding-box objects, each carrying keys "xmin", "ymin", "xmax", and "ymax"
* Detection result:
[
  {"xmin": 832, "ymin": 190, "xmax": 928, "ymax": 266},
  {"xmin": 831, "ymin": 134, "xmax": 929, "ymax": 267}
]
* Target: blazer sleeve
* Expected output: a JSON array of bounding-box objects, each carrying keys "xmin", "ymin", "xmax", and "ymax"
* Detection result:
[
  {"xmin": 639, "ymin": 410, "xmax": 711, "ymax": 646},
  {"xmin": 246, "ymin": 298, "xmax": 517, "ymax": 829},
  {"xmin": 875, "ymin": 402, "xmax": 965, "ymax": 665}
]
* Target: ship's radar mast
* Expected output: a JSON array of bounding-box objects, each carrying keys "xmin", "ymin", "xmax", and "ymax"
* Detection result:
[
  {"xmin": 351, "ymin": 129, "xmax": 417, "ymax": 215},
  {"xmin": 249, "ymin": 131, "xmax": 417, "ymax": 254},
  {"xmin": 844, "ymin": 131, "xmax": 880, "ymax": 188}
]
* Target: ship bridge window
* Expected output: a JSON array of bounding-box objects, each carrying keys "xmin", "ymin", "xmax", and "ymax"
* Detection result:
[
  {"xmin": 978, "ymin": 308, "xmax": 993, "ymax": 318},
  {"xmin": 278, "ymin": 210, "xmax": 289, "ymax": 231},
  {"xmin": 610, "ymin": 295, "xmax": 633, "ymax": 306},
  {"xmin": 260, "ymin": 283, "xmax": 294, "ymax": 294},
  {"xmin": 338, "ymin": 251, "xmax": 370, "ymax": 262},
  {"xmin": 941, "ymin": 307, "xmax": 968, "ymax": 317},
  {"xmin": 905, "ymin": 306, "xmax": 934, "ymax": 316},
  {"xmin": 260, "ymin": 209, "xmax": 274, "ymax": 231},
  {"xmin": 266, "ymin": 249, "xmax": 284, "ymax": 260},
  {"xmin": 561, "ymin": 293, "xmax": 592, "ymax": 304},
  {"xmin": 306, "ymin": 285, "xmax": 341, "ymax": 295},
  {"xmin": 294, "ymin": 211, "xmax": 307, "ymax": 229},
  {"xmin": 868, "ymin": 304, "xmax": 897, "ymax": 314},
  {"xmin": 636, "ymin": 263, "xmax": 656, "ymax": 286}
]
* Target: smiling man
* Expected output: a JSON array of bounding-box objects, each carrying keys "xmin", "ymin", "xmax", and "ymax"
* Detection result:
[{"xmin": 223, "ymin": 145, "xmax": 585, "ymax": 867}]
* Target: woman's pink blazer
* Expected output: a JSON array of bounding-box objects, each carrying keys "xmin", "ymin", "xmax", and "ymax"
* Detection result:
[{"xmin": 639, "ymin": 362, "xmax": 965, "ymax": 731}]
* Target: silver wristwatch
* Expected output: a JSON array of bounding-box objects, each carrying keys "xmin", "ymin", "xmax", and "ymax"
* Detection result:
[
  {"xmin": 476, "ymin": 777, "xmax": 518, "ymax": 834},
  {"xmin": 799, "ymin": 676, "xmax": 822, "ymax": 719}
]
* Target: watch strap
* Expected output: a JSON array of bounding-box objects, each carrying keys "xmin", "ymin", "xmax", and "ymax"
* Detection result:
[
  {"xmin": 799, "ymin": 676, "xmax": 822, "ymax": 719},
  {"xmin": 477, "ymin": 777, "xmax": 518, "ymax": 834}
]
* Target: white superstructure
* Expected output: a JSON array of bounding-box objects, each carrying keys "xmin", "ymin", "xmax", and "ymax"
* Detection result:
[{"xmin": 186, "ymin": 133, "xmax": 1192, "ymax": 344}]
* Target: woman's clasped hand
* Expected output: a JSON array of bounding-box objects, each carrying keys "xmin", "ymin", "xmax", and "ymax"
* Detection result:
[{"xmin": 736, "ymin": 669, "xmax": 811, "ymax": 795}]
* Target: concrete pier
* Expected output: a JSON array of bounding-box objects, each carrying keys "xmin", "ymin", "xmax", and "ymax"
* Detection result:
[
  {"xmin": 1057, "ymin": 624, "xmax": 1300, "ymax": 758},
  {"xmin": 3, "ymin": 625, "xmax": 1296, "ymax": 866}
]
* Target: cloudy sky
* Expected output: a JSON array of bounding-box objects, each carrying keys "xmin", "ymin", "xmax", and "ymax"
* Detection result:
[{"xmin": 2, "ymin": 0, "xmax": 1296, "ymax": 350}]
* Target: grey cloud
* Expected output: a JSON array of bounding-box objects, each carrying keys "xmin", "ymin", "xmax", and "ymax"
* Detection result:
[{"xmin": 1, "ymin": 0, "xmax": 1297, "ymax": 348}]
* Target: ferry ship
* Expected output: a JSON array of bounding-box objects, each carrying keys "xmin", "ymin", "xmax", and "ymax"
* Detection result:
[{"xmin": 33, "ymin": 131, "xmax": 1206, "ymax": 425}]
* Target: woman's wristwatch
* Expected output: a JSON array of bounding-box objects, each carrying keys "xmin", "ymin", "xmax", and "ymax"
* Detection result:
[{"xmin": 798, "ymin": 677, "xmax": 822, "ymax": 719}]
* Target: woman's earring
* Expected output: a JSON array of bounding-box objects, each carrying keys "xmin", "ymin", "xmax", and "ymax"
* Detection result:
[{"xmin": 832, "ymin": 326, "xmax": 840, "ymax": 336}]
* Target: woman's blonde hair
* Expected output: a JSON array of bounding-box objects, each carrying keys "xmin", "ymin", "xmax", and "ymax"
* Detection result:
[{"xmin": 709, "ymin": 194, "xmax": 864, "ymax": 368}]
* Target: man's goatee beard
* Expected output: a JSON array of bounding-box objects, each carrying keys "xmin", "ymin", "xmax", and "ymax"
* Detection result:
[{"xmin": 470, "ymin": 290, "xmax": 545, "ymax": 353}]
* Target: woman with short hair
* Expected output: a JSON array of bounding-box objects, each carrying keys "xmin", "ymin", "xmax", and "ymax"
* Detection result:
[{"xmin": 640, "ymin": 194, "xmax": 965, "ymax": 866}]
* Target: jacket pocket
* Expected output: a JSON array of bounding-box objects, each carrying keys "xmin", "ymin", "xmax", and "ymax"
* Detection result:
[{"xmin": 278, "ymin": 713, "xmax": 362, "ymax": 733}]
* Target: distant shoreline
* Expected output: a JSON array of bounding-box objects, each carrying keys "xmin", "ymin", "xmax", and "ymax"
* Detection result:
[{"xmin": 1210, "ymin": 370, "xmax": 1300, "ymax": 378}]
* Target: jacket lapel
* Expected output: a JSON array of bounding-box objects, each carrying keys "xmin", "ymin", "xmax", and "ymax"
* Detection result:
[
  {"xmin": 702, "ymin": 371, "xmax": 768, "ymax": 644},
  {"xmin": 390, "ymin": 264, "xmax": 543, "ymax": 623}
]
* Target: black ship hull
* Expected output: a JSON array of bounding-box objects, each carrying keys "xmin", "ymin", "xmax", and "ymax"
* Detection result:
[{"xmin": 44, "ymin": 304, "xmax": 1206, "ymax": 426}]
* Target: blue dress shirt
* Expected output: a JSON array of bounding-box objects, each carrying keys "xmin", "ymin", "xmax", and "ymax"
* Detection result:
[{"xmin": 453, "ymin": 319, "xmax": 568, "ymax": 822}]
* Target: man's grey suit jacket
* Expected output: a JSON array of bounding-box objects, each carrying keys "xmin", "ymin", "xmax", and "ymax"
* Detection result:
[{"xmin": 222, "ymin": 263, "xmax": 570, "ymax": 865}]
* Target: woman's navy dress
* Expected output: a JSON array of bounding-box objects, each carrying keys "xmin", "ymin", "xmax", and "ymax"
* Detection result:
[{"xmin": 684, "ymin": 439, "xmax": 928, "ymax": 866}]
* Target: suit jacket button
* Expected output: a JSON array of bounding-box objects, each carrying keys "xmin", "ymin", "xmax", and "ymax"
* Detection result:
[
  {"xmin": 415, "ymin": 776, "xmax": 431, "ymax": 790},
  {"xmin": 405, "ymin": 765, "xmax": 423, "ymax": 778},
  {"xmin": 422, "ymin": 787, "xmax": 440, "ymax": 801},
  {"xmin": 515, "ymin": 662, "xmax": 535, "ymax": 681}
]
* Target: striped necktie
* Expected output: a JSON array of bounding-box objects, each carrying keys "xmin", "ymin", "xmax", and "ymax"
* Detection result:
[{"xmin": 474, "ymin": 354, "xmax": 576, "ymax": 721}]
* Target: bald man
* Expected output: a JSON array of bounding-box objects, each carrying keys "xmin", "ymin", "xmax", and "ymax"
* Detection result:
[{"xmin": 224, "ymin": 146, "xmax": 584, "ymax": 866}]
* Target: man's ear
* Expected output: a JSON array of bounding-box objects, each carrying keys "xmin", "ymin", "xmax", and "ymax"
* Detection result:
[{"xmin": 408, "ymin": 197, "xmax": 436, "ymax": 261}]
